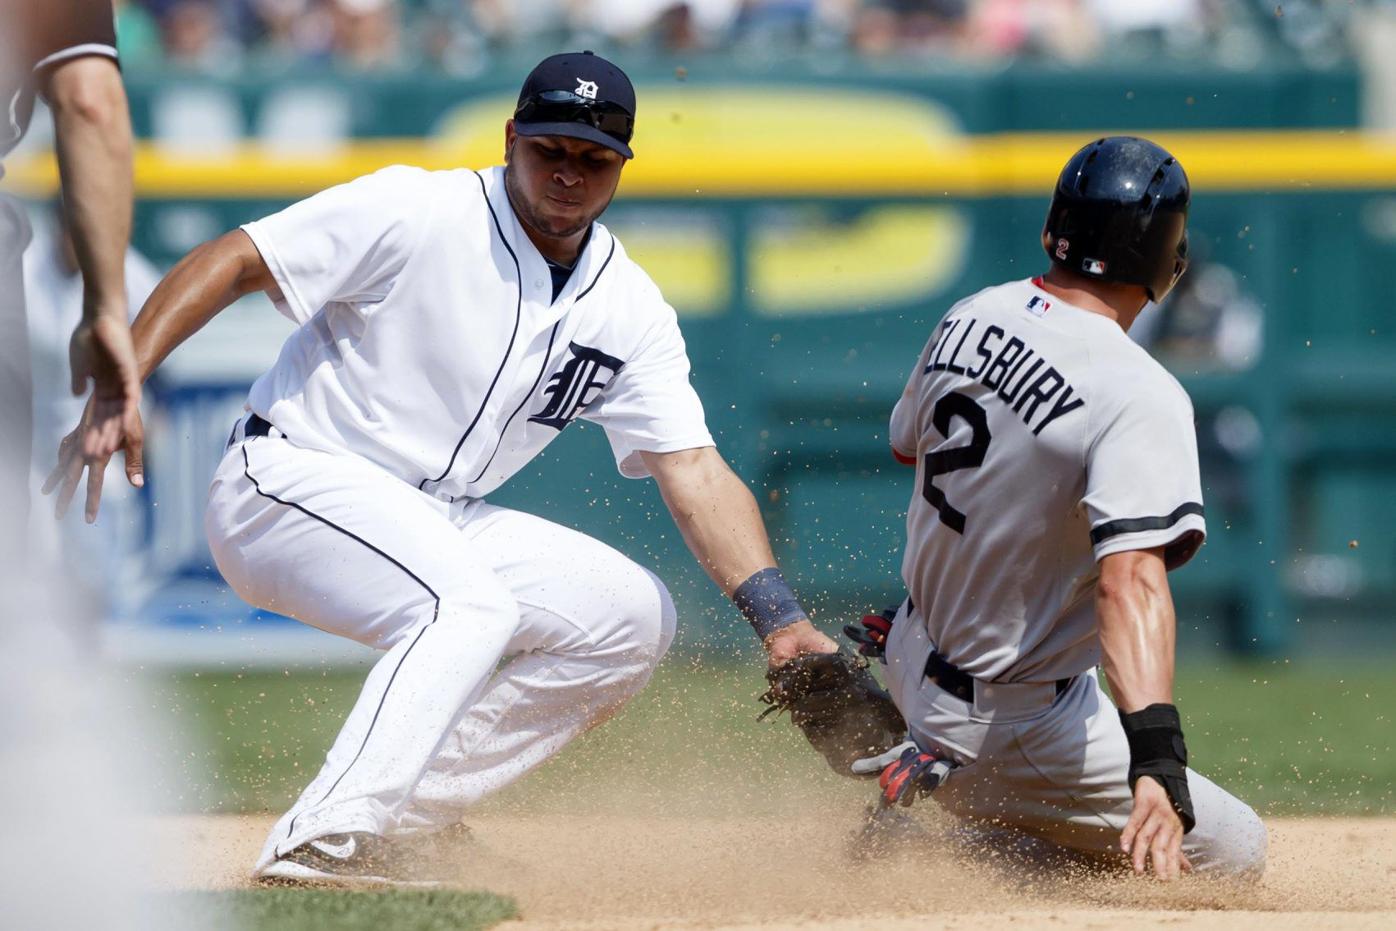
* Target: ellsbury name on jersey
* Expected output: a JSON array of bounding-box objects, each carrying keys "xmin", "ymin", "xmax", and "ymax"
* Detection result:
[{"xmin": 924, "ymin": 314, "xmax": 1085, "ymax": 436}]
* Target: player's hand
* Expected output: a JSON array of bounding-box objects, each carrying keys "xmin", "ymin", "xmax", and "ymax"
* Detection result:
[
  {"xmin": 69, "ymin": 312, "xmax": 143, "ymax": 461},
  {"xmin": 1121, "ymin": 776, "xmax": 1192, "ymax": 881},
  {"xmin": 764, "ymin": 618, "xmax": 838, "ymax": 668},
  {"xmin": 42, "ymin": 397, "xmax": 145, "ymax": 524},
  {"xmin": 875, "ymin": 742, "xmax": 952, "ymax": 807}
]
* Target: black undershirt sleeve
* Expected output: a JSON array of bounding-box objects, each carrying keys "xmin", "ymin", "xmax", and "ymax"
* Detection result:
[
  {"xmin": 3, "ymin": 1, "xmax": 118, "ymax": 162},
  {"xmin": 28, "ymin": 0, "xmax": 119, "ymax": 75}
]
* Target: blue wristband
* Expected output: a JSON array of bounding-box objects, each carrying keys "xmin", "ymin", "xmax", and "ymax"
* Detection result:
[{"xmin": 732, "ymin": 568, "xmax": 806, "ymax": 640}]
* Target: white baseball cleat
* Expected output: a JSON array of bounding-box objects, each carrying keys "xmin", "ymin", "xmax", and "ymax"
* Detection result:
[{"xmin": 256, "ymin": 832, "xmax": 442, "ymax": 888}]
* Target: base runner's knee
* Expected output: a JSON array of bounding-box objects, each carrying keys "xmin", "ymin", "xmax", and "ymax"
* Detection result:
[
  {"xmin": 1197, "ymin": 804, "xmax": 1268, "ymax": 879},
  {"xmin": 1222, "ymin": 808, "xmax": 1268, "ymax": 878}
]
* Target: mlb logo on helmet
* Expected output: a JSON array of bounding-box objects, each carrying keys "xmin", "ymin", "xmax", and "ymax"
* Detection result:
[{"xmin": 1082, "ymin": 257, "xmax": 1107, "ymax": 275}]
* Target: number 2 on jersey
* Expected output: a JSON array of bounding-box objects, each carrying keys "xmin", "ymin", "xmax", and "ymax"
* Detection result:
[{"xmin": 922, "ymin": 392, "xmax": 992, "ymax": 534}]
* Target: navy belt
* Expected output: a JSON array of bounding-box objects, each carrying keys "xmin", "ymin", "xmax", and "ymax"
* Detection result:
[
  {"xmin": 907, "ymin": 599, "xmax": 1074, "ymax": 702},
  {"xmin": 227, "ymin": 412, "xmax": 280, "ymax": 448},
  {"xmin": 923, "ymin": 651, "xmax": 1073, "ymax": 704},
  {"xmin": 245, "ymin": 413, "xmax": 274, "ymax": 437}
]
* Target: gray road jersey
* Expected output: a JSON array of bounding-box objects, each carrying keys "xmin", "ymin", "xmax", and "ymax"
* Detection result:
[{"xmin": 890, "ymin": 278, "xmax": 1205, "ymax": 683}]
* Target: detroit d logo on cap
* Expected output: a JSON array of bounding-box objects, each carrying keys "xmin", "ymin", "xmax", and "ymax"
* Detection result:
[{"xmin": 575, "ymin": 78, "xmax": 599, "ymax": 99}]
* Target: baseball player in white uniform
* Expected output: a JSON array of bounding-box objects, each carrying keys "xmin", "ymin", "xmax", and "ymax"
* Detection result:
[
  {"xmin": 853, "ymin": 137, "xmax": 1267, "ymax": 881},
  {"xmin": 52, "ymin": 51, "xmax": 838, "ymax": 885}
]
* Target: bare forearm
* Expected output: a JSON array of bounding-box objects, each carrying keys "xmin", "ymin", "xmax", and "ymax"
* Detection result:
[
  {"xmin": 650, "ymin": 449, "xmax": 779, "ymax": 596},
  {"xmin": 644, "ymin": 446, "xmax": 835, "ymax": 659},
  {"xmin": 132, "ymin": 231, "xmax": 270, "ymax": 380},
  {"xmin": 46, "ymin": 57, "xmax": 132, "ymax": 320},
  {"xmin": 1097, "ymin": 547, "xmax": 1175, "ymax": 713}
]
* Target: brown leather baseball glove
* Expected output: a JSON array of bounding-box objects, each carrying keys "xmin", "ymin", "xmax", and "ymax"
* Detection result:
[{"xmin": 759, "ymin": 649, "xmax": 907, "ymax": 777}]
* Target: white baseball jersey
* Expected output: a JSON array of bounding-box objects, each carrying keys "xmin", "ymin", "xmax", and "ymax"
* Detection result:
[
  {"xmin": 239, "ymin": 164, "xmax": 714, "ymax": 500},
  {"xmin": 890, "ymin": 277, "xmax": 1205, "ymax": 683}
]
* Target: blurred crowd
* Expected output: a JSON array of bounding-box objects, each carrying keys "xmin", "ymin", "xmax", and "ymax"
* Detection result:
[{"xmin": 113, "ymin": 0, "xmax": 1362, "ymax": 75}]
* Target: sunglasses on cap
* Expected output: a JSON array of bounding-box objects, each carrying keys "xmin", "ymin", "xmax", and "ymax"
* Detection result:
[{"xmin": 514, "ymin": 90, "xmax": 635, "ymax": 143}]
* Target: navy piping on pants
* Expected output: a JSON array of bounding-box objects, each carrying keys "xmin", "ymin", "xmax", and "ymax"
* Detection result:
[{"xmin": 239, "ymin": 444, "xmax": 442, "ymax": 851}]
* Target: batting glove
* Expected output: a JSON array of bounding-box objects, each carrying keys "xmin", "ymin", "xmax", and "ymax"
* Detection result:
[
  {"xmin": 852, "ymin": 740, "xmax": 953, "ymax": 807},
  {"xmin": 843, "ymin": 605, "xmax": 897, "ymax": 659}
]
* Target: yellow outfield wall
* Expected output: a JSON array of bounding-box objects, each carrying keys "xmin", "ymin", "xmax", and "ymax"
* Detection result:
[{"xmin": 6, "ymin": 129, "xmax": 1396, "ymax": 199}]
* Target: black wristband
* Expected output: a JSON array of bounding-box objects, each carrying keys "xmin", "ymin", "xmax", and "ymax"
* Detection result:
[
  {"xmin": 732, "ymin": 568, "xmax": 806, "ymax": 640},
  {"xmin": 1119, "ymin": 703, "xmax": 1196, "ymax": 833}
]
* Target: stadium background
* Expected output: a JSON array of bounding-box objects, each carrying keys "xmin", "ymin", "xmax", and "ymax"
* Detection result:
[
  {"xmin": 7, "ymin": 0, "xmax": 1396, "ymax": 828},
  {"xmin": 12, "ymin": 0, "xmax": 1396, "ymax": 665}
]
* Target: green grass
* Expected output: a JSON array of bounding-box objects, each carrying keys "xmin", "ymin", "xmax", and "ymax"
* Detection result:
[
  {"xmin": 1172, "ymin": 659, "xmax": 1396, "ymax": 815},
  {"xmin": 141, "ymin": 655, "xmax": 1395, "ymax": 818},
  {"xmin": 143, "ymin": 667, "xmax": 367, "ymax": 813},
  {"xmin": 169, "ymin": 888, "xmax": 516, "ymax": 931}
]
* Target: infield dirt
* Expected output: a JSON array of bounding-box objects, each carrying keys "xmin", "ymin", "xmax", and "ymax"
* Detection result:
[{"xmin": 168, "ymin": 811, "xmax": 1394, "ymax": 929}]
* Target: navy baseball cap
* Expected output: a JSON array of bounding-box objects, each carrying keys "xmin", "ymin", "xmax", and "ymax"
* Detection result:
[{"xmin": 513, "ymin": 50, "xmax": 636, "ymax": 159}]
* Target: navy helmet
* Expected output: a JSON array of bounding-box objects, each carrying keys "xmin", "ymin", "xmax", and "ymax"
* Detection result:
[{"xmin": 1042, "ymin": 136, "xmax": 1190, "ymax": 302}]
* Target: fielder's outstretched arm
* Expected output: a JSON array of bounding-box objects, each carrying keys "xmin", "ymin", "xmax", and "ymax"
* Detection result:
[
  {"xmin": 1096, "ymin": 546, "xmax": 1191, "ymax": 882},
  {"xmin": 45, "ymin": 230, "xmax": 276, "ymax": 520},
  {"xmin": 640, "ymin": 446, "xmax": 837, "ymax": 664}
]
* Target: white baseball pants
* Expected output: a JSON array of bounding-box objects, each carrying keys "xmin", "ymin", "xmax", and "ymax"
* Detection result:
[
  {"xmin": 205, "ymin": 430, "xmax": 676, "ymax": 873},
  {"xmin": 882, "ymin": 601, "xmax": 1268, "ymax": 878}
]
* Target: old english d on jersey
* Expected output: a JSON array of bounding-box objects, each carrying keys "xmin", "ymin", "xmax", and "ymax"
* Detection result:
[{"xmin": 890, "ymin": 278, "xmax": 1205, "ymax": 684}]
